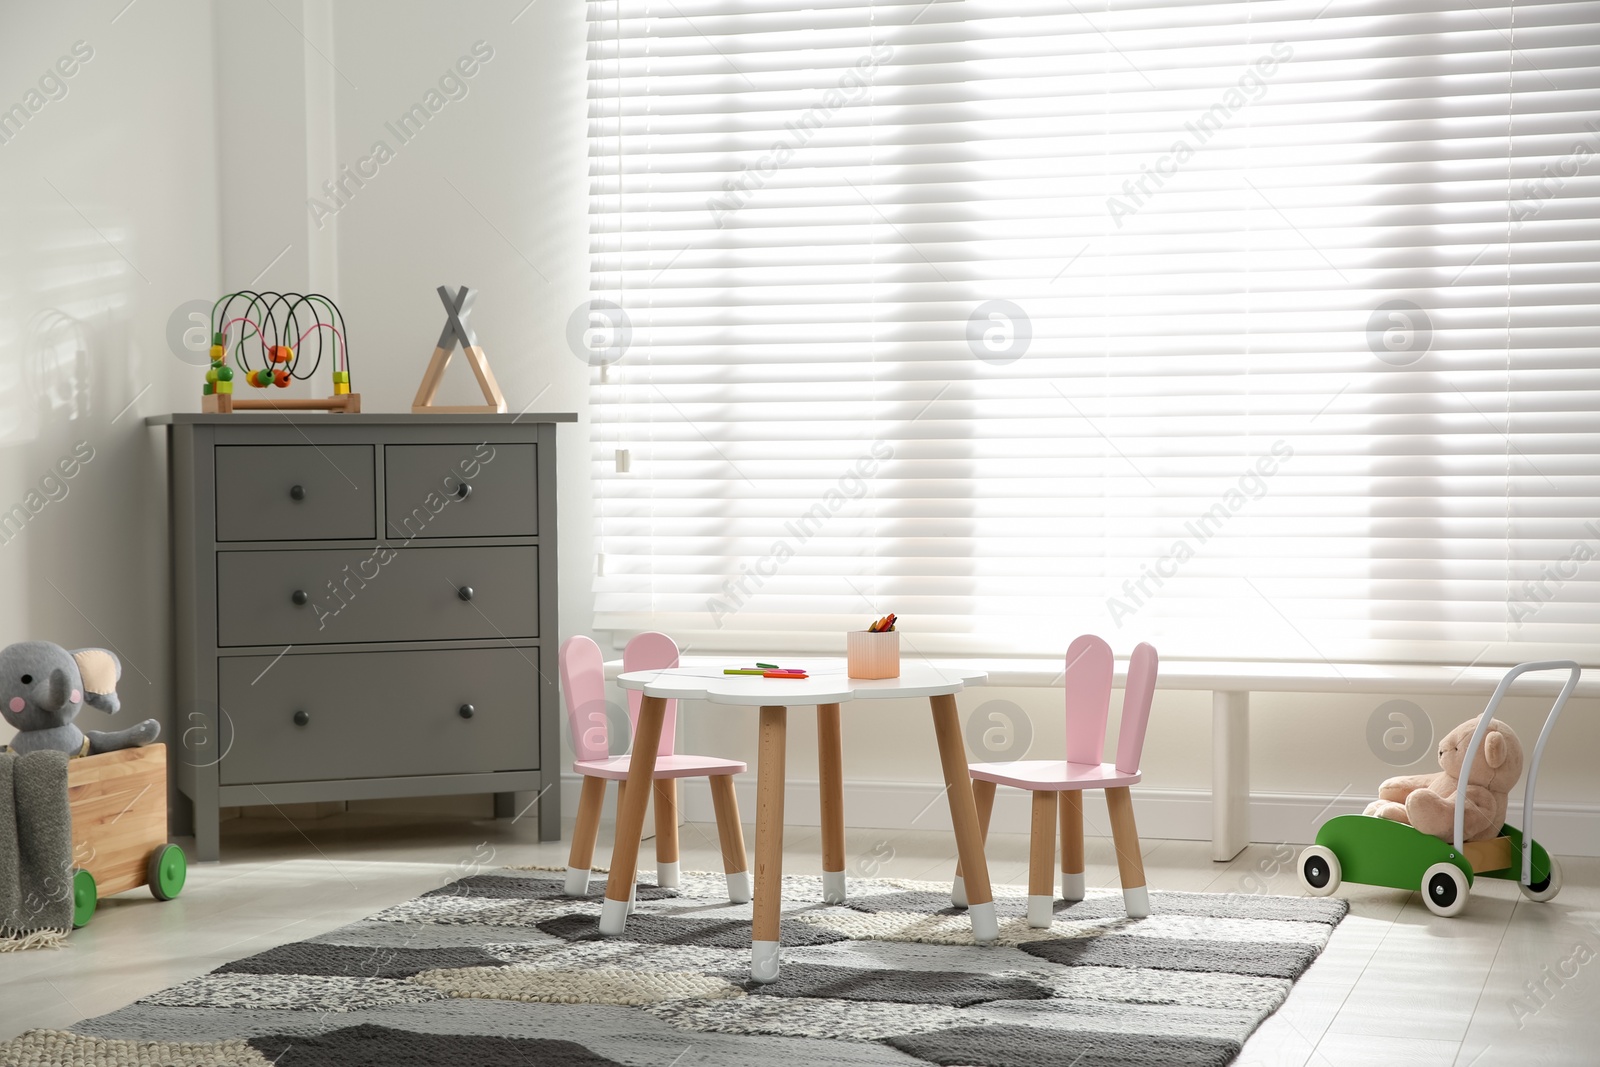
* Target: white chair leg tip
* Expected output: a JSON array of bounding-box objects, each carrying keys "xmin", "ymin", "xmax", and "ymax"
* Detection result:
[
  {"xmin": 1060, "ymin": 871, "xmax": 1085, "ymax": 903},
  {"xmin": 822, "ymin": 870, "xmax": 847, "ymax": 905},
  {"xmin": 725, "ymin": 870, "xmax": 751, "ymax": 904},
  {"xmin": 656, "ymin": 861, "xmax": 680, "ymax": 889},
  {"xmin": 750, "ymin": 940, "xmax": 782, "ymax": 984},
  {"xmin": 1124, "ymin": 884, "xmax": 1150, "ymax": 919},
  {"xmin": 563, "ymin": 866, "xmax": 591, "ymax": 897},
  {"xmin": 1027, "ymin": 894, "xmax": 1054, "ymax": 929},
  {"xmin": 950, "ymin": 874, "xmax": 968, "ymax": 909},
  {"xmin": 969, "ymin": 900, "xmax": 1000, "ymax": 944},
  {"xmin": 598, "ymin": 897, "xmax": 630, "ymax": 936}
]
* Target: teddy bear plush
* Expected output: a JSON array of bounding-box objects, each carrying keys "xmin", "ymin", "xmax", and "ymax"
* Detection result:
[
  {"xmin": 1363, "ymin": 714, "xmax": 1522, "ymax": 843},
  {"xmin": 0, "ymin": 641, "xmax": 160, "ymax": 757}
]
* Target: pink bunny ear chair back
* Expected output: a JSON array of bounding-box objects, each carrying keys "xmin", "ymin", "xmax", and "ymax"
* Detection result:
[
  {"xmin": 623, "ymin": 631, "xmax": 680, "ymax": 757},
  {"xmin": 559, "ymin": 634, "xmax": 609, "ymax": 763},
  {"xmin": 1117, "ymin": 642, "xmax": 1159, "ymax": 775}
]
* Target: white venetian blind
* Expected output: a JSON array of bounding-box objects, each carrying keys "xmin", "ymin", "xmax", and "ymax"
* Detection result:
[{"xmin": 585, "ymin": 0, "xmax": 1600, "ymax": 664}]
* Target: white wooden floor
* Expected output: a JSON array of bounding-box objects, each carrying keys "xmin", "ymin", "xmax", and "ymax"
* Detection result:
[{"xmin": 2, "ymin": 808, "xmax": 1596, "ymax": 1066}]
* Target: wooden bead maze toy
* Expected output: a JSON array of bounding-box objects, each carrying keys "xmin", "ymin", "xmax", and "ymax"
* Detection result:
[{"xmin": 201, "ymin": 291, "xmax": 360, "ymax": 413}]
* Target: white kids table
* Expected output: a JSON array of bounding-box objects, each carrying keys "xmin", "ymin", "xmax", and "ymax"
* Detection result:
[{"xmin": 605, "ymin": 660, "xmax": 994, "ymax": 982}]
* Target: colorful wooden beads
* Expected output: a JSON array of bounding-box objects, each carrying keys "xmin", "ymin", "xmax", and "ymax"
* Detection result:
[
  {"xmin": 269, "ymin": 345, "xmax": 294, "ymax": 364},
  {"xmin": 248, "ymin": 368, "xmax": 273, "ymax": 388},
  {"xmin": 272, "ymin": 368, "xmax": 292, "ymax": 388},
  {"xmin": 332, "ymin": 370, "xmax": 350, "ymax": 395}
]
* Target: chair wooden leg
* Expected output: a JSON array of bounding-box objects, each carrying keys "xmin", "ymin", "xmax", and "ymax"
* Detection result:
[
  {"xmin": 653, "ymin": 778, "xmax": 680, "ymax": 888},
  {"xmin": 1060, "ymin": 789, "xmax": 1085, "ymax": 902},
  {"xmin": 709, "ymin": 773, "xmax": 750, "ymax": 902},
  {"xmin": 564, "ymin": 775, "xmax": 607, "ymax": 895},
  {"xmin": 952, "ymin": 778, "xmax": 997, "ymax": 908},
  {"xmin": 1106, "ymin": 786, "xmax": 1149, "ymax": 918},
  {"xmin": 1027, "ymin": 789, "xmax": 1057, "ymax": 927}
]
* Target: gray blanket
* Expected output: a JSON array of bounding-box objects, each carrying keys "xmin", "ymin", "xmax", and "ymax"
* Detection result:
[{"xmin": 0, "ymin": 748, "xmax": 72, "ymax": 945}]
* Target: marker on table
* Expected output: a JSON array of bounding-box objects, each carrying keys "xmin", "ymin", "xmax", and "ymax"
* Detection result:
[{"xmin": 724, "ymin": 666, "xmax": 809, "ymax": 678}]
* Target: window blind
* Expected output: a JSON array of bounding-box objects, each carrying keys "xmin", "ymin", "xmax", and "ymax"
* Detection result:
[{"xmin": 585, "ymin": 0, "xmax": 1600, "ymax": 664}]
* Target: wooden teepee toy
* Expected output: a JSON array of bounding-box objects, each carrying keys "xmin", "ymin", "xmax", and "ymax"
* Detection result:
[{"xmin": 411, "ymin": 285, "xmax": 507, "ymax": 413}]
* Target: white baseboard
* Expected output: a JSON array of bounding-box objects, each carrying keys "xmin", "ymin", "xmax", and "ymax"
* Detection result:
[{"xmin": 560, "ymin": 774, "xmax": 1600, "ymax": 858}]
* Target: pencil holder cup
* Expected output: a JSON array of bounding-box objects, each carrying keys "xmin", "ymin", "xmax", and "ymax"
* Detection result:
[{"xmin": 847, "ymin": 630, "xmax": 900, "ymax": 679}]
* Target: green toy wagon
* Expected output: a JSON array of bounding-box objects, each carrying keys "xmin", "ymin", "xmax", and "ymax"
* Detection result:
[{"xmin": 1298, "ymin": 660, "xmax": 1577, "ymax": 917}]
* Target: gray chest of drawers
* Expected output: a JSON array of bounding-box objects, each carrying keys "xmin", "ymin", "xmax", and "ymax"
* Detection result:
[{"xmin": 148, "ymin": 413, "xmax": 574, "ymax": 860}]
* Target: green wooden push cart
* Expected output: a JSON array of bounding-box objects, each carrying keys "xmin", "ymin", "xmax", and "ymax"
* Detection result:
[{"xmin": 1298, "ymin": 661, "xmax": 1577, "ymax": 917}]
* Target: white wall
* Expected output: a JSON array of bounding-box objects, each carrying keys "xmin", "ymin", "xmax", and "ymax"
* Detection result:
[
  {"xmin": 0, "ymin": 1, "xmax": 221, "ymax": 758},
  {"xmin": 320, "ymin": 0, "xmax": 592, "ymax": 656},
  {"xmin": 3, "ymin": 1, "xmax": 1595, "ymax": 856}
]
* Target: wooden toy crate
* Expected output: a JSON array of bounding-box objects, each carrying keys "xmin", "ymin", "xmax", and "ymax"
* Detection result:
[{"xmin": 66, "ymin": 743, "xmax": 185, "ymax": 927}]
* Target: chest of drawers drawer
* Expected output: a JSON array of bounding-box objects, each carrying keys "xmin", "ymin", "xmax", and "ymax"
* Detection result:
[
  {"xmin": 216, "ymin": 545, "xmax": 539, "ymax": 646},
  {"xmin": 216, "ymin": 648, "xmax": 540, "ymax": 785},
  {"xmin": 215, "ymin": 445, "xmax": 375, "ymax": 542},
  {"xmin": 384, "ymin": 443, "xmax": 538, "ymax": 539}
]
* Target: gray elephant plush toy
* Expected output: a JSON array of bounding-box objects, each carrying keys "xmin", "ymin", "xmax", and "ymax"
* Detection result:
[{"xmin": 0, "ymin": 641, "xmax": 160, "ymax": 757}]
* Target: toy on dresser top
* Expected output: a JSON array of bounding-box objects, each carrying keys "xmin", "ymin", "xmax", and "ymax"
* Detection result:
[
  {"xmin": 201, "ymin": 290, "xmax": 359, "ymax": 414},
  {"xmin": 0, "ymin": 641, "xmax": 158, "ymax": 756}
]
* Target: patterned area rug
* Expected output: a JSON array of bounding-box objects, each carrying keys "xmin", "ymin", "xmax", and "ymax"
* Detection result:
[{"xmin": 0, "ymin": 867, "xmax": 1346, "ymax": 1067}]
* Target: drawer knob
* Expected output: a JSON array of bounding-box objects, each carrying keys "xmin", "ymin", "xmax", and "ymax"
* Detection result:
[
  {"xmin": 290, "ymin": 484, "xmax": 306, "ymax": 501},
  {"xmin": 291, "ymin": 589, "xmax": 309, "ymax": 606},
  {"xmin": 293, "ymin": 710, "xmax": 310, "ymax": 726},
  {"xmin": 458, "ymin": 703, "xmax": 475, "ymax": 719},
  {"xmin": 458, "ymin": 585, "xmax": 474, "ymax": 602},
  {"xmin": 455, "ymin": 482, "xmax": 472, "ymax": 501}
]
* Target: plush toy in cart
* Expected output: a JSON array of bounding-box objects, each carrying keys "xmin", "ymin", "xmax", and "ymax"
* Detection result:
[
  {"xmin": 1298, "ymin": 660, "xmax": 1574, "ymax": 917},
  {"xmin": 1, "ymin": 641, "xmax": 184, "ymax": 928}
]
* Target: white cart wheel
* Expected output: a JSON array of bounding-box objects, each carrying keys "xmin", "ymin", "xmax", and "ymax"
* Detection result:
[
  {"xmin": 1421, "ymin": 862, "xmax": 1469, "ymax": 917},
  {"xmin": 1297, "ymin": 845, "xmax": 1341, "ymax": 896},
  {"xmin": 1519, "ymin": 857, "xmax": 1562, "ymax": 903}
]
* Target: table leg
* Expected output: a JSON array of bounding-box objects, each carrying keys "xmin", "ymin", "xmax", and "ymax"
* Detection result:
[
  {"xmin": 599, "ymin": 694, "xmax": 667, "ymax": 936},
  {"xmin": 752, "ymin": 704, "xmax": 788, "ymax": 983},
  {"xmin": 929, "ymin": 694, "xmax": 998, "ymax": 944},
  {"xmin": 951, "ymin": 778, "xmax": 995, "ymax": 908},
  {"xmin": 817, "ymin": 702, "xmax": 846, "ymax": 904},
  {"xmin": 1213, "ymin": 690, "xmax": 1250, "ymax": 862}
]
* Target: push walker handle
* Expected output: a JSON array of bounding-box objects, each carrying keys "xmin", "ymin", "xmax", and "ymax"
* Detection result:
[{"xmin": 1454, "ymin": 660, "xmax": 1581, "ymax": 887}]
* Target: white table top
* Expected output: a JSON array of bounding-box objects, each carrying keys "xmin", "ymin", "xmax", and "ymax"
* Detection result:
[
  {"xmin": 611, "ymin": 655, "xmax": 1597, "ymax": 697},
  {"xmin": 615, "ymin": 660, "xmax": 987, "ymax": 705}
]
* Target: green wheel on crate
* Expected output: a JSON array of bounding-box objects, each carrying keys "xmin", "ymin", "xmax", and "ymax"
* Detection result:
[
  {"xmin": 71, "ymin": 868, "xmax": 97, "ymax": 929},
  {"xmin": 148, "ymin": 844, "xmax": 187, "ymax": 901}
]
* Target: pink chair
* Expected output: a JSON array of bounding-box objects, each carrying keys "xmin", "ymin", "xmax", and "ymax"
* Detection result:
[
  {"xmin": 559, "ymin": 632, "xmax": 750, "ymax": 903},
  {"xmin": 955, "ymin": 635, "xmax": 1159, "ymax": 927}
]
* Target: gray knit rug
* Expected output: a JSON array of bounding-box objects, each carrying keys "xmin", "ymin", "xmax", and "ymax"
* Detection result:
[{"xmin": 0, "ymin": 867, "xmax": 1346, "ymax": 1066}]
